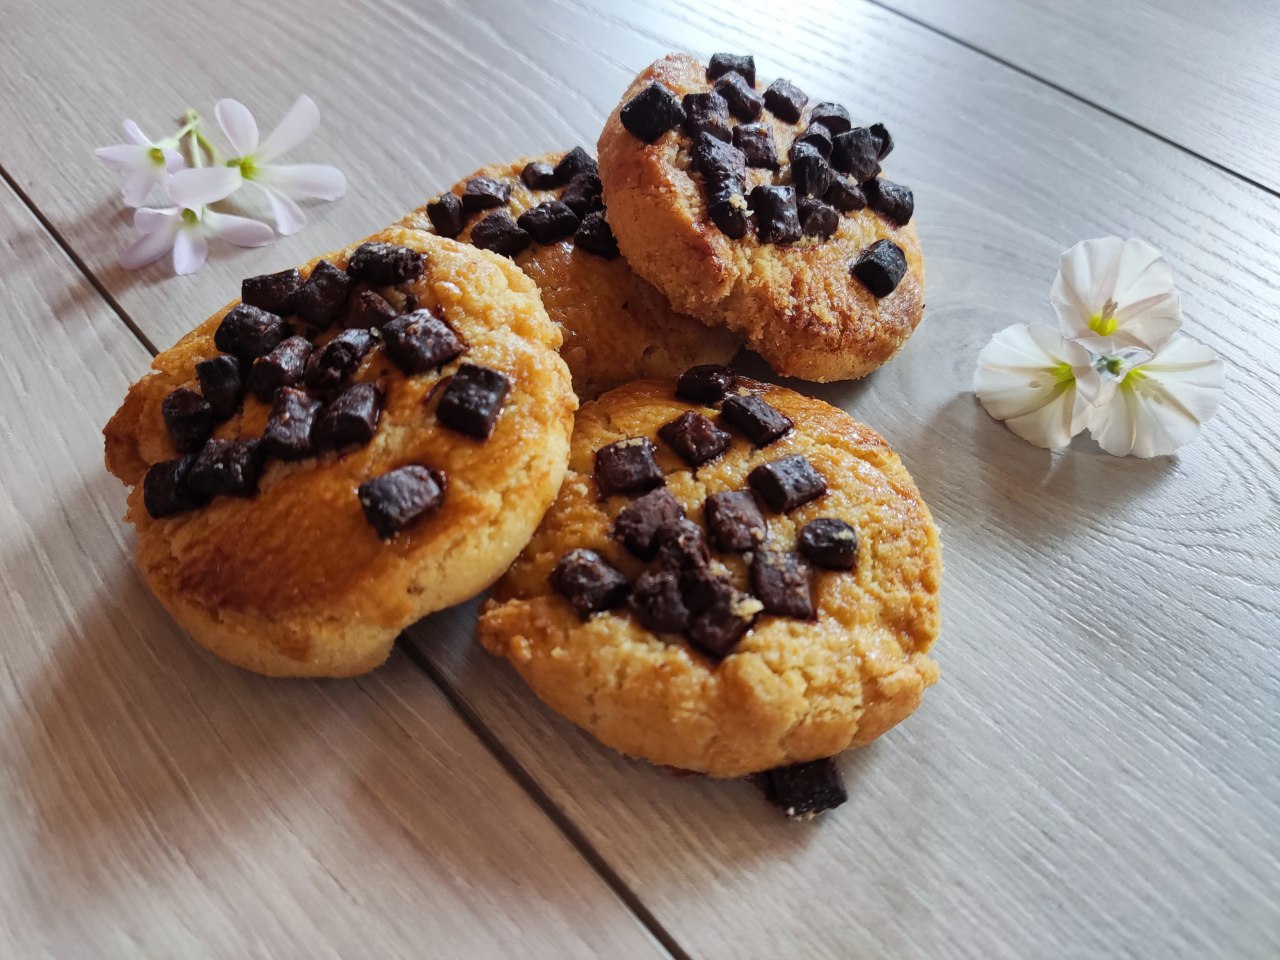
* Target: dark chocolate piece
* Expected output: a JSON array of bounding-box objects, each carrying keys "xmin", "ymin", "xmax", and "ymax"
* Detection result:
[
  {"xmin": 343, "ymin": 288, "xmax": 399, "ymax": 331},
  {"xmin": 865, "ymin": 178, "xmax": 914, "ymax": 226},
  {"xmin": 517, "ymin": 200, "xmax": 580, "ymax": 244},
  {"xmin": 682, "ymin": 91, "xmax": 732, "ymax": 142},
  {"xmin": 214, "ymin": 303, "xmax": 287, "ymax": 361},
  {"xmin": 704, "ymin": 490, "xmax": 766, "ymax": 552},
  {"xmin": 613, "ymin": 487, "xmax": 685, "ymax": 560},
  {"xmin": 142, "ymin": 455, "xmax": 209, "ymax": 519},
  {"xmin": 261, "ymin": 386, "xmax": 322, "ymax": 460},
  {"xmin": 706, "ymin": 53, "xmax": 755, "ymax": 87},
  {"xmin": 707, "ymin": 185, "xmax": 751, "ymax": 239},
  {"xmin": 436, "ymin": 363, "xmax": 511, "ymax": 439},
  {"xmin": 241, "ymin": 268, "xmax": 301, "ymax": 315},
  {"xmin": 694, "ymin": 131, "xmax": 747, "ymax": 187},
  {"xmin": 574, "ymin": 211, "xmax": 620, "ymax": 259},
  {"xmin": 345, "ymin": 242, "xmax": 425, "ymax": 285},
  {"xmin": 676, "ymin": 364, "xmax": 735, "ymax": 404},
  {"xmin": 798, "ymin": 518, "xmax": 858, "ymax": 570},
  {"xmin": 461, "ymin": 176, "xmax": 512, "ymax": 213},
  {"xmin": 426, "ymin": 192, "xmax": 465, "ymax": 238},
  {"xmin": 831, "ymin": 127, "xmax": 882, "ymax": 183},
  {"xmin": 851, "ymin": 239, "xmax": 908, "ymax": 297},
  {"xmin": 558, "ymin": 173, "xmax": 603, "ymax": 217},
  {"xmin": 795, "ymin": 122, "xmax": 833, "ymax": 158},
  {"xmin": 550, "ymin": 548, "xmax": 629, "ymax": 618},
  {"xmin": 358, "ymin": 465, "xmax": 446, "ymax": 539},
  {"xmin": 629, "ymin": 570, "xmax": 691, "ymax": 633},
  {"xmin": 187, "ymin": 438, "xmax": 265, "ymax": 498},
  {"xmin": 763, "ymin": 78, "xmax": 807, "ymax": 123},
  {"xmin": 161, "ymin": 387, "xmax": 214, "ymax": 454},
  {"xmin": 469, "ymin": 210, "xmax": 532, "ymax": 257},
  {"xmin": 733, "ymin": 123, "xmax": 779, "ymax": 169},
  {"xmin": 748, "ymin": 454, "xmax": 827, "ymax": 512},
  {"xmin": 714, "ymin": 72, "xmax": 764, "ymax": 122},
  {"xmin": 657, "ymin": 411, "xmax": 731, "ymax": 467},
  {"xmin": 760, "ymin": 758, "xmax": 847, "ymax": 818},
  {"xmin": 798, "ymin": 197, "xmax": 839, "ymax": 239},
  {"xmin": 382, "ymin": 309, "xmax": 464, "ymax": 375},
  {"xmin": 594, "ymin": 437, "xmax": 664, "ymax": 496},
  {"xmin": 304, "ymin": 328, "xmax": 375, "ymax": 391},
  {"xmin": 686, "ymin": 575, "xmax": 758, "ymax": 659},
  {"xmin": 620, "ymin": 82, "xmax": 685, "ymax": 143},
  {"xmin": 808, "ymin": 102, "xmax": 851, "ymax": 134},
  {"xmin": 748, "ymin": 184, "xmax": 801, "ymax": 244},
  {"xmin": 655, "ymin": 515, "xmax": 711, "ymax": 573},
  {"xmin": 721, "ymin": 393, "xmax": 793, "ymax": 446},
  {"xmin": 312, "ymin": 381, "xmax": 382, "ymax": 451},
  {"xmin": 790, "ymin": 142, "xmax": 832, "ymax": 198},
  {"xmin": 869, "ymin": 122, "xmax": 894, "ymax": 160},
  {"xmin": 295, "ymin": 260, "xmax": 353, "ymax": 329},
  {"xmin": 247, "ymin": 335, "xmax": 312, "ymax": 402},
  {"xmin": 824, "ymin": 174, "xmax": 867, "ymax": 212},
  {"xmin": 751, "ymin": 550, "xmax": 813, "ymax": 618},
  {"xmin": 195, "ymin": 354, "xmax": 243, "ymax": 421},
  {"xmin": 553, "ymin": 146, "xmax": 599, "ymax": 182},
  {"xmin": 521, "ymin": 161, "xmax": 561, "ymax": 190}
]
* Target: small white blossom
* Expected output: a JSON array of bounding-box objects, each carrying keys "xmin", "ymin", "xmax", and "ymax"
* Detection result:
[{"xmin": 93, "ymin": 119, "xmax": 185, "ymax": 207}]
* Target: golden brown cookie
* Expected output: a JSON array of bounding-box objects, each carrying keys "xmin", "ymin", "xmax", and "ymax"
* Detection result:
[
  {"xmin": 597, "ymin": 53, "xmax": 926, "ymax": 382},
  {"xmin": 104, "ymin": 226, "xmax": 576, "ymax": 677},
  {"xmin": 478, "ymin": 374, "xmax": 941, "ymax": 778},
  {"xmin": 401, "ymin": 150, "xmax": 738, "ymax": 398}
]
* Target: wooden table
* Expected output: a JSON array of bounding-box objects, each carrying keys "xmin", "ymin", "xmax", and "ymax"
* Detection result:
[{"xmin": 2, "ymin": 1, "xmax": 1277, "ymax": 956}]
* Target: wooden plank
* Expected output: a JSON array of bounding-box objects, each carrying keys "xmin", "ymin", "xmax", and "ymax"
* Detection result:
[
  {"xmin": 0, "ymin": 180, "xmax": 667, "ymax": 958},
  {"xmin": 875, "ymin": 0, "xmax": 1280, "ymax": 192}
]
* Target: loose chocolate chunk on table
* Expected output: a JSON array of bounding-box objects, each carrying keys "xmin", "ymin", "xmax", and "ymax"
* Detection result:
[
  {"xmin": 594, "ymin": 437, "xmax": 664, "ymax": 496},
  {"xmin": 865, "ymin": 178, "xmax": 915, "ymax": 226},
  {"xmin": 247, "ymin": 335, "xmax": 312, "ymax": 402},
  {"xmin": 620, "ymin": 82, "xmax": 685, "ymax": 143},
  {"xmin": 658, "ymin": 411, "xmax": 731, "ymax": 467},
  {"xmin": 382, "ymin": 309, "xmax": 464, "ymax": 375},
  {"xmin": 824, "ymin": 174, "xmax": 867, "ymax": 212},
  {"xmin": 195, "ymin": 354, "xmax": 244, "ymax": 421},
  {"xmin": 294, "ymin": 260, "xmax": 353, "ymax": 329},
  {"xmin": 187, "ymin": 438, "xmax": 266, "ymax": 498},
  {"xmin": 851, "ymin": 239, "xmax": 908, "ymax": 297},
  {"xmin": 161, "ymin": 387, "xmax": 214, "ymax": 453},
  {"xmin": 345, "ymin": 242, "xmax": 425, "ymax": 285},
  {"xmin": 704, "ymin": 490, "xmax": 767, "ymax": 552},
  {"xmin": 461, "ymin": 176, "xmax": 513, "ymax": 213},
  {"xmin": 312, "ymin": 381, "xmax": 383, "ymax": 451},
  {"xmin": 798, "ymin": 518, "xmax": 859, "ymax": 570},
  {"xmin": 426, "ymin": 192, "xmax": 465, "ymax": 239},
  {"xmin": 798, "ymin": 198, "xmax": 839, "ymax": 239},
  {"xmin": 656, "ymin": 515, "xmax": 712, "ymax": 572},
  {"xmin": 436, "ymin": 363, "xmax": 511, "ymax": 439},
  {"xmin": 831, "ymin": 127, "xmax": 882, "ymax": 183},
  {"xmin": 614, "ymin": 487, "xmax": 685, "ymax": 560},
  {"xmin": 748, "ymin": 453, "xmax": 828, "ymax": 512},
  {"xmin": 760, "ymin": 758, "xmax": 848, "ymax": 819},
  {"xmin": 683, "ymin": 91, "xmax": 732, "ymax": 142},
  {"xmin": 791, "ymin": 143, "xmax": 833, "ymax": 200},
  {"xmin": 748, "ymin": 184, "xmax": 801, "ymax": 244},
  {"xmin": 869, "ymin": 122, "xmax": 894, "ymax": 160},
  {"xmin": 763, "ymin": 78, "xmax": 808, "ymax": 123},
  {"xmin": 714, "ymin": 72, "xmax": 763, "ymax": 122},
  {"xmin": 629, "ymin": 570, "xmax": 691, "ymax": 633},
  {"xmin": 686, "ymin": 575, "xmax": 760, "ymax": 660},
  {"xmin": 143, "ymin": 455, "xmax": 209, "ymax": 519},
  {"xmin": 574, "ymin": 211, "xmax": 620, "ymax": 259},
  {"xmin": 517, "ymin": 200, "xmax": 580, "ymax": 244},
  {"xmin": 553, "ymin": 146, "xmax": 598, "ymax": 182},
  {"xmin": 358, "ymin": 464, "xmax": 446, "ymax": 539},
  {"xmin": 733, "ymin": 123, "xmax": 779, "ymax": 169},
  {"xmin": 550, "ymin": 548, "xmax": 630, "ymax": 618},
  {"xmin": 343, "ymin": 289, "xmax": 399, "ymax": 331},
  {"xmin": 676, "ymin": 364, "xmax": 735, "ymax": 404},
  {"xmin": 694, "ymin": 131, "xmax": 747, "ymax": 187},
  {"xmin": 721, "ymin": 393, "xmax": 793, "ymax": 445},
  {"xmin": 795, "ymin": 121, "xmax": 834, "ymax": 158},
  {"xmin": 751, "ymin": 550, "xmax": 814, "ymax": 618},
  {"xmin": 241, "ymin": 268, "xmax": 301, "ymax": 315},
  {"xmin": 808, "ymin": 102, "xmax": 852, "ymax": 134},
  {"xmin": 214, "ymin": 303, "xmax": 288, "ymax": 361},
  {"xmin": 707, "ymin": 186, "xmax": 750, "ymax": 240},
  {"xmin": 706, "ymin": 52, "xmax": 756, "ymax": 87},
  {"xmin": 521, "ymin": 160, "xmax": 560, "ymax": 190},
  {"xmin": 305, "ymin": 328, "xmax": 375, "ymax": 391},
  {"xmin": 469, "ymin": 211, "xmax": 531, "ymax": 257},
  {"xmin": 261, "ymin": 387, "xmax": 322, "ymax": 461},
  {"xmin": 558, "ymin": 174, "xmax": 603, "ymax": 217}
]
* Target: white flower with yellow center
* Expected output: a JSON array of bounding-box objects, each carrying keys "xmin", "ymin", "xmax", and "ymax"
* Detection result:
[{"xmin": 94, "ymin": 119, "xmax": 186, "ymax": 207}]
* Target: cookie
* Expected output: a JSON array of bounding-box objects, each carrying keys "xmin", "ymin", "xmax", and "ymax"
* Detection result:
[
  {"xmin": 401, "ymin": 150, "xmax": 738, "ymax": 398},
  {"xmin": 104, "ymin": 227, "xmax": 576, "ymax": 677},
  {"xmin": 597, "ymin": 53, "xmax": 926, "ymax": 382},
  {"xmin": 478, "ymin": 374, "xmax": 941, "ymax": 777}
]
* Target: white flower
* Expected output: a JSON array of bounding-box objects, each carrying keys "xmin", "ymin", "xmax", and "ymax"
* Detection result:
[
  {"xmin": 1051, "ymin": 237, "xmax": 1182, "ymax": 355},
  {"xmin": 973, "ymin": 323, "xmax": 1102, "ymax": 449},
  {"xmin": 215, "ymin": 95, "xmax": 346, "ymax": 235},
  {"xmin": 1087, "ymin": 337, "xmax": 1225, "ymax": 458},
  {"xmin": 93, "ymin": 119, "xmax": 185, "ymax": 207},
  {"xmin": 120, "ymin": 167, "xmax": 274, "ymax": 275}
]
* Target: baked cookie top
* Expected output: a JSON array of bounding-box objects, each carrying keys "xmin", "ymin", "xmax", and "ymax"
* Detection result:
[
  {"xmin": 478, "ymin": 372, "xmax": 941, "ymax": 778},
  {"xmin": 401, "ymin": 149, "xmax": 738, "ymax": 398},
  {"xmin": 597, "ymin": 53, "xmax": 926, "ymax": 383}
]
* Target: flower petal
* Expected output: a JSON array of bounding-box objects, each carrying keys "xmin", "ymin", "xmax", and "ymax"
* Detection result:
[
  {"xmin": 1052, "ymin": 236, "xmax": 1124, "ymax": 333},
  {"xmin": 94, "ymin": 143, "xmax": 149, "ymax": 171},
  {"xmin": 168, "ymin": 166, "xmax": 243, "ymax": 208},
  {"xmin": 120, "ymin": 168, "xmax": 161, "ymax": 207},
  {"xmin": 119, "ymin": 217, "xmax": 179, "ymax": 270},
  {"xmin": 161, "ymin": 147, "xmax": 186, "ymax": 173},
  {"xmin": 172, "ymin": 228, "xmax": 209, "ymax": 275},
  {"xmin": 121, "ymin": 119, "xmax": 151, "ymax": 146},
  {"xmin": 214, "ymin": 98, "xmax": 260, "ymax": 158},
  {"xmin": 253, "ymin": 163, "xmax": 347, "ymax": 200},
  {"xmin": 250, "ymin": 181, "xmax": 307, "ymax": 235},
  {"xmin": 255, "ymin": 95, "xmax": 320, "ymax": 163},
  {"xmin": 133, "ymin": 206, "xmax": 179, "ymax": 233},
  {"xmin": 203, "ymin": 210, "xmax": 276, "ymax": 247}
]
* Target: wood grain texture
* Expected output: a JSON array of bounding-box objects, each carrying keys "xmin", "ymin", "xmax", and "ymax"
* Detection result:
[
  {"xmin": 0, "ymin": 183, "xmax": 667, "ymax": 958},
  {"xmin": 875, "ymin": 0, "xmax": 1280, "ymax": 193}
]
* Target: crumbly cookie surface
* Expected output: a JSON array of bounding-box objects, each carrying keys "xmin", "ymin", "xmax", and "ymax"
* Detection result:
[
  {"xmin": 401, "ymin": 152, "xmax": 738, "ymax": 398},
  {"xmin": 597, "ymin": 54, "xmax": 926, "ymax": 382},
  {"xmin": 478, "ymin": 376, "xmax": 941, "ymax": 777}
]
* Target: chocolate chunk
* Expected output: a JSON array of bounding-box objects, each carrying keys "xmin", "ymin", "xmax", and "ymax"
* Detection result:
[
  {"xmin": 214, "ymin": 303, "xmax": 288, "ymax": 361},
  {"xmin": 748, "ymin": 454, "xmax": 827, "ymax": 512},
  {"xmin": 851, "ymin": 239, "xmax": 908, "ymax": 297},
  {"xmin": 721, "ymin": 393, "xmax": 794, "ymax": 445},
  {"xmin": 613, "ymin": 487, "xmax": 685, "ymax": 560},
  {"xmin": 707, "ymin": 186, "xmax": 751, "ymax": 239},
  {"xmin": 714, "ymin": 72, "xmax": 763, "ymax": 122},
  {"xmin": 798, "ymin": 197, "xmax": 839, "ymax": 239},
  {"xmin": 521, "ymin": 161, "xmax": 561, "ymax": 190},
  {"xmin": 187, "ymin": 438, "xmax": 265, "ymax": 498},
  {"xmin": 629, "ymin": 570, "xmax": 691, "ymax": 633},
  {"xmin": 469, "ymin": 210, "xmax": 532, "ymax": 257},
  {"xmin": 798, "ymin": 518, "xmax": 858, "ymax": 570},
  {"xmin": 694, "ymin": 131, "xmax": 747, "ymax": 187},
  {"xmin": 436, "ymin": 363, "xmax": 511, "ymax": 439},
  {"xmin": 658, "ymin": 411, "xmax": 731, "ymax": 467},
  {"xmin": 553, "ymin": 146, "xmax": 599, "ymax": 182},
  {"xmin": 295, "ymin": 260, "xmax": 353, "ymax": 329},
  {"xmin": 574, "ymin": 211, "xmax": 620, "ymax": 259},
  {"xmin": 795, "ymin": 122, "xmax": 833, "ymax": 158},
  {"xmin": 704, "ymin": 490, "xmax": 766, "ymax": 552},
  {"xmin": 305, "ymin": 328, "xmax": 375, "ymax": 391},
  {"xmin": 790, "ymin": 142, "xmax": 832, "ymax": 199},
  {"xmin": 808, "ymin": 102, "xmax": 851, "ymax": 134},
  {"xmin": 760, "ymin": 758, "xmax": 847, "ymax": 819},
  {"xmin": 143, "ymin": 455, "xmax": 209, "ymax": 518},
  {"xmin": 162, "ymin": 387, "xmax": 214, "ymax": 453},
  {"xmin": 312, "ymin": 381, "xmax": 382, "ymax": 451},
  {"xmin": 195, "ymin": 354, "xmax": 244, "ymax": 421},
  {"xmin": 620, "ymin": 82, "xmax": 685, "ymax": 143},
  {"xmin": 733, "ymin": 123, "xmax": 779, "ymax": 169},
  {"xmin": 595, "ymin": 437, "xmax": 663, "ymax": 496},
  {"xmin": 343, "ymin": 288, "xmax": 399, "ymax": 331},
  {"xmin": 824, "ymin": 174, "xmax": 867, "ymax": 212},
  {"xmin": 247, "ymin": 335, "xmax": 312, "ymax": 402},
  {"xmin": 686, "ymin": 576, "xmax": 759, "ymax": 659},
  {"xmin": 345, "ymin": 242, "xmax": 425, "ymax": 285},
  {"xmin": 865, "ymin": 178, "xmax": 914, "ymax": 226},
  {"xmin": 261, "ymin": 386, "xmax": 322, "ymax": 460},
  {"xmin": 241, "ymin": 268, "xmax": 301, "ymax": 315},
  {"xmin": 869, "ymin": 122, "xmax": 894, "ymax": 160},
  {"xmin": 517, "ymin": 200, "xmax": 580, "ymax": 244},
  {"xmin": 748, "ymin": 185, "xmax": 801, "ymax": 244},
  {"xmin": 706, "ymin": 53, "xmax": 756, "ymax": 87},
  {"xmin": 751, "ymin": 550, "xmax": 813, "ymax": 618},
  {"xmin": 550, "ymin": 548, "xmax": 629, "ymax": 618},
  {"xmin": 676, "ymin": 364, "xmax": 735, "ymax": 404},
  {"xmin": 383, "ymin": 309, "xmax": 464, "ymax": 374},
  {"xmin": 656, "ymin": 516, "xmax": 711, "ymax": 572},
  {"xmin": 461, "ymin": 176, "xmax": 512, "ymax": 212},
  {"xmin": 426, "ymin": 192, "xmax": 465, "ymax": 238},
  {"xmin": 358, "ymin": 465, "xmax": 446, "ymax": 539},
  {"xmin": 763, "ymin": 78, "xmax": 808, "ymax": 123},
  {"xmin": 683, "ymin": 91, "xmax": 732, "ymax": 142},
  {"xmin": 558, "ymin": 173, "xmax": 603, "ymax": 217},
  {"xmin": 831, "ymin": 127, "xmax": 881, "ymax": 182}
]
